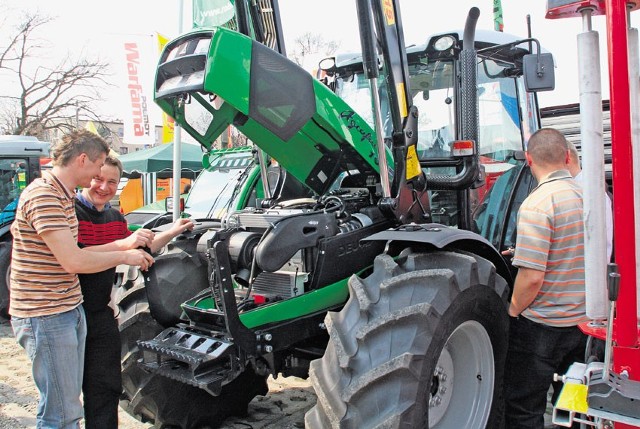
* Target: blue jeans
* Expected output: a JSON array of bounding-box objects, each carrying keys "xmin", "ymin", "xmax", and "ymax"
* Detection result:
[
  {"xmin": 504, "ymin": 316, "xmax": 587, "ymax": 429},
  {"xmin": 11, "ymin": 306, "xmax": 87, "ymax": 429}
]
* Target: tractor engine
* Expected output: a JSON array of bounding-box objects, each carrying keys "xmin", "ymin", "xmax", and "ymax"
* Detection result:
[{"xmin": 194, "ymin": 187, "xmax": 382, "ymax": 308}]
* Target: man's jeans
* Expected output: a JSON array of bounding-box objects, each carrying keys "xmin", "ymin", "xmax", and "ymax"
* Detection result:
[
  {"xmin": 504, "ymin": 316, "xmax": 587, "ymax": 429},
  {"xmin": 11, "ymin": 306, "xmax": 87, "ymax": 429}
]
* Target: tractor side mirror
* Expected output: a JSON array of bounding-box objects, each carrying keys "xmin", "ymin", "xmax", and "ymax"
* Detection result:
[
  {"xmin": 523, "ymin": 53, "xmax": 555, "ymax": 92},
  {"xmin": 165, "ymin": 196, "xmax": 185, "ymax": 213}
]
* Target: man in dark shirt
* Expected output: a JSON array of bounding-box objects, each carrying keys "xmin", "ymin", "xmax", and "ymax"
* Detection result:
[{"xmin": 76, "ymin": 154, "xmax": 193, "ymax": 428}]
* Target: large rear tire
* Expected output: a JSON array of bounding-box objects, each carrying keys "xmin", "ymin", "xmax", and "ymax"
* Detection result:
[{"xmin": 306, "ymin": 250, "xmax": 510, "ymax": 429}]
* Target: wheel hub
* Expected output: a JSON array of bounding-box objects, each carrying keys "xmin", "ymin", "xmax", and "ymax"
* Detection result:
[
  {"xmin": 428, "ymin": 320, "xmax": 494, "ymax": 428},
  {"xmin": 429, "ymin": 346, "xmax": 454, "ymax": 422}
]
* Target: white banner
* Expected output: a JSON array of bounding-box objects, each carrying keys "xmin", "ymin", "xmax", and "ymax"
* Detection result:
[{"xmin": 122, "ymin": 37, "xmax": 159, "ymax": 145}]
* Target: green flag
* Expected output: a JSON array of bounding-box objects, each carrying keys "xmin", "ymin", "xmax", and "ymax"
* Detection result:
[
  {"xmin": 193, "ymin": 0, "xmax": 235, "ymax": 28},
  {"xmin": 493, "ymin": 0, "xmax": 504, "ymax": 32}
]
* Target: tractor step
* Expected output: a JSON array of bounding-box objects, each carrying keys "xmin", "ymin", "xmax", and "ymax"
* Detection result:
[{"xmin": 137, "ymin": 325, "xmax": 236, "ymax": 395}]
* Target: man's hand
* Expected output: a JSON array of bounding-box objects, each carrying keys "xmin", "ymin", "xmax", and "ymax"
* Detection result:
[
  {"xmin": 123, "ymin": 248, "xmax": 155, "ymax": 271},
  {"xmin": 120, "ymin": 229, "xmax": 155, "ymax": 250},
  {"xmin": 145, "ymin": 218, "xmax": 195, "ymax": 254},
  {"xmin": 169, "ymin": 218, "xmax": 195, "ymax": 236},
  {"xmin": 501, "ymin": 247, "xmax": 515, "ymax": 257}
]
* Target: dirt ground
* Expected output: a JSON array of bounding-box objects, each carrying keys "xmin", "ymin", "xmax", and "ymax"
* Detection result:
[
  {"xmin": 0, "ymin": 317, "xmax": 559, "ymax": 428},
  {"xmin": 0, "ymin": 318, "xmax": 316, "ymax": 429}
]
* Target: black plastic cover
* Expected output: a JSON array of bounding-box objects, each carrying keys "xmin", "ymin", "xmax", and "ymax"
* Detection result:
[{"xmin": 255, "ymin": 212, "xmax": 339, "ymax": 272}]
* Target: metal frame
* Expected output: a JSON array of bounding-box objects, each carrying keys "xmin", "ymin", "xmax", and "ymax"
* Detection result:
[{"xmin": 547, "ymin": 1, "xmax": 640, "ymax": 427}]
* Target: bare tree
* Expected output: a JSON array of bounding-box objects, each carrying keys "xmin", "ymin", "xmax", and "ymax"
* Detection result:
[
  {"xmin": 290, "ymin": 32, "xmax": 339, "ymax": 71},
  {"xmin": 0, "ymin": 13, "xmax": 111, "ymax": 137}
]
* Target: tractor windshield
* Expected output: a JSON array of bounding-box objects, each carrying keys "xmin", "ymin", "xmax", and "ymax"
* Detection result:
[
  {"xmin": 186, "ymin": 149, "xmax": 256, "ymax": 220},
  {"xmin": 334, "ymin": 56, "xmax": 529, "ymax": 163},
  {"xmin": 330, "ymin": 47, "xmax": 536, "ymax": 228}
]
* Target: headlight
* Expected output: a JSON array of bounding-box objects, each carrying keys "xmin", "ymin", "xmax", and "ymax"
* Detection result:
[
  {"xmin": 434, "ymin": 35, "xmax": 456, "ymax": 51},
  {"xmin": 225, "ymin": 213, "xmax": 240, "ymax": 229}
]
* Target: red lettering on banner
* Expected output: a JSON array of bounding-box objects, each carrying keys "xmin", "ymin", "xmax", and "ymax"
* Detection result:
[{"xmin": 125, "ymin": 42, "xmax": 150, "ymax": 139}]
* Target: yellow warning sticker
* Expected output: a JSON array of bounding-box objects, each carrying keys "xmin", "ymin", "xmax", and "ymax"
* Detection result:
[
  {"xmin": 382, "ymin": 0, "xmax": 395, "ymax": 26},
  {"xmin": 555, "ymin": 383, "xmax": 588, "ymax": 414},
  {"xmin": 397, "ymin": 83, "xmax": 407, "ymax": 118},
  {"xmin": 406, "ymin": 145, "xmax": 422, "ymax": 180}
]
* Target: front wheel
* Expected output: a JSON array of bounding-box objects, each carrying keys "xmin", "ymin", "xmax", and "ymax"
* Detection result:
[{"xmin": 306, "ymin": 250, "xmax": 510, "ymax": 428}]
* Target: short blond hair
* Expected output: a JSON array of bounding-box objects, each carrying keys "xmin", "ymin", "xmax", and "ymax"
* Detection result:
[{"xmin": 51, "ymin": 129, "xmax": 110, "ymax": 167}]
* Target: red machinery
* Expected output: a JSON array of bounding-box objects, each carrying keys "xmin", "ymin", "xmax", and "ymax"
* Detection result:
[{"xmin": 547, "ymin": 0, "xmax": 640, "ymax": 427}]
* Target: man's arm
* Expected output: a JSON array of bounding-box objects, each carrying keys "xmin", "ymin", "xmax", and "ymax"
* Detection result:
[
  {"xmin": 509, "ymin": 267, "xmax": 545, "ymax": 317},
  {"xmin": 86, "ymin": 219, "xmax": 193, "ymax": 254},
  {"xmin": 148, "ymin": 218, "xmax": 194, "ymax": 253},
  {"xmin": 85, "ymin": 228, "xmax": 155, "ymax": 253},
  {"xmin": 41, "ymin": 228, "xmax": 154, "ymax": 274}
]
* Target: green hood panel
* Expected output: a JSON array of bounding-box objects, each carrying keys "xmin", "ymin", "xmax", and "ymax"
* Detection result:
[{"xmin": 155, "ymin": 27, "xmax": 388, "ymax": 195}]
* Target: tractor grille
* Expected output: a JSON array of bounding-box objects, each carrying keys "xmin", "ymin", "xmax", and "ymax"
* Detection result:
[
  {"xmin": 234, "ymin": 208, "xmax": 309, "ymax": 229},
  {"xmin": 252, "ymin": 270, "xmax": 308, "ymax": 299}
]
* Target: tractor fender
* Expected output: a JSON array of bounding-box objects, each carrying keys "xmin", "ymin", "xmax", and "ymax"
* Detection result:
[{"xmin": 363, "ymin": 222, "xmax": 513, "ymax": 285}]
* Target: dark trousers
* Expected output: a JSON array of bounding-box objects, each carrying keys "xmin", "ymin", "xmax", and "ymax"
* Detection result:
[
  {"xmin": 83, "ymin": 308, "xmax": 121, "ymax": 429},
  {"xmin": 504, "ymin": 316, "xmax": 587, "ymax": 429}
]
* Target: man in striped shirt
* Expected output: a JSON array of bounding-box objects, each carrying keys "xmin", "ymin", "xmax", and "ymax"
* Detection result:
[
  {"xmin": 504, "ymin": 128, "xmax": 587, "ymax": 429},
  {"xmin": 9, "ymin": 130, "xmax": 155, "ymax": 429}
]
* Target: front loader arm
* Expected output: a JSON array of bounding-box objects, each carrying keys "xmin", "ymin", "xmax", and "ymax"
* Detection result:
[{"xmin": 357, "ymin": 0, "xmax": 429, "ymax": 222}]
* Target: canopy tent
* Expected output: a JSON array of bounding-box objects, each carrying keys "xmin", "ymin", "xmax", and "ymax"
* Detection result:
[
  {"xmin": 118, "ymin": 142, "xmax": 205, "ymax": 207},
  {"xmin": 119, "ymin": 142, "xmax": 204, "ymax": 174}
]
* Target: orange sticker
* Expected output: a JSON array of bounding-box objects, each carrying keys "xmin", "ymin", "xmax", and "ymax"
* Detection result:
[{"xmin": 382, "ymin": 0, "xmax": 395, "ymax": 26}]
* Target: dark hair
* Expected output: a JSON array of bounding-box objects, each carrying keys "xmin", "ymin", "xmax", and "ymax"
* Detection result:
[
  {"xmin": 104, "ymin": 154, "xmax": 123, "ymax": 178},
  {"xmin": 527, "ymin": 128, "xmax": 568, "ymax": 166},
  {"xmin": 51, "ymin": 129, "xmax": 110, "ymax": 167}
]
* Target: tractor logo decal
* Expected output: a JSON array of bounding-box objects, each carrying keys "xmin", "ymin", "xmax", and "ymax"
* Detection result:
[{"xmin": 340, "ymin": 110, "xmax": 374, "ymax": 147}]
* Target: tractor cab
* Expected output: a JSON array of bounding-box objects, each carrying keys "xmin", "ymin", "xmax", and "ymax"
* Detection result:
[{"xmin": 320, "ymin": 29, "xmax": 551, "ymax": 251}]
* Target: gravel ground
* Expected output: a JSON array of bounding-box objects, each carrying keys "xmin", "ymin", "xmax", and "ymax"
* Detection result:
[{"xmin": 0, "ymin": 318, "xmax": 315, "ymax": 429}]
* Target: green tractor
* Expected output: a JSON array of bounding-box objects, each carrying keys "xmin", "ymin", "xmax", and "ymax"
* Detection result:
[{"xmin": 120, "ymin": 2, "xmax": 555, "ymax": 427}]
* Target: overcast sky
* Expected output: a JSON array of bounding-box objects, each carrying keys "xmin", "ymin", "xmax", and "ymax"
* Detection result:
[{"xmin": 1, "ymin": 0, "xmax": 637, "ymax": 120}]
